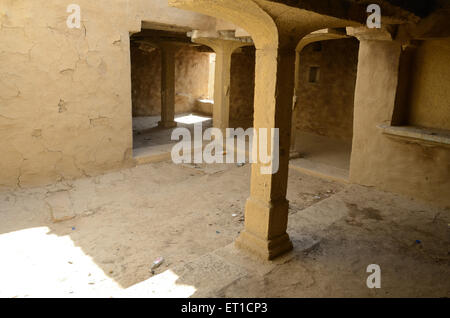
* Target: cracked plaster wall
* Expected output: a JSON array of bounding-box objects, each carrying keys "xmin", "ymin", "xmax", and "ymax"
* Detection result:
[
  {"xmin": 0, "ymin": 0, "xmax": 216, "ymax": 189},
  {"xmin": 350, "ymin": 39, "xmax": 450, "ymax": 208}
]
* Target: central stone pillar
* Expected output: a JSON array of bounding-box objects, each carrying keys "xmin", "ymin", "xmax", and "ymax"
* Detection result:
[
  {"xmin": 235, "ymin": 47, "xmax": 296, "ymax": 260},
  {"xmin": 193, "ymin": 37, "xmax": 252, "ymax": 133},
  {"xmin": 158, "ymin": 42, "xmax": 180, "ymax": 129}
]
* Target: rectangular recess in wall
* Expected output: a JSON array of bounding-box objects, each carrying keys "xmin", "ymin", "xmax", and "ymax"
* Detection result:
[{"xmin": 308, "ymin": 66, "xmax": 320, "ymax": 83}]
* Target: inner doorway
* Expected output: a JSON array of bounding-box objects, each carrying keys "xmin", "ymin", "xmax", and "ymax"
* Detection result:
[
  {"xmin": 129, "ymin": 28, "xmax": 215, "ymax": 160},
  {"xmin": 291, "ymin": 38, "xmax": 360, "ymax": 182}
]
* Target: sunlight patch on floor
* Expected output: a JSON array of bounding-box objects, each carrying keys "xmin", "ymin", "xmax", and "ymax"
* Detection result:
[
  {"xmin": 175, "ymin": 114, "xmax": 211, "ymax": 125},
  {"xmin": 121, "ymin": 270, "xmax": 196, "ymax": 298},
  {"xmin": 0, "ymin": 227, "xmax": 196, "ymax": 298}
]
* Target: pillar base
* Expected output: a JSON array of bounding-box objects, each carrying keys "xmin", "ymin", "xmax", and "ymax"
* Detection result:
[
  {"xmin": 158, "ymin": 121, "xmax": 177, "ymax": 128},
  {"xmin": 235, "ymin": 230, "xmax": 293, "ymax": 260}
]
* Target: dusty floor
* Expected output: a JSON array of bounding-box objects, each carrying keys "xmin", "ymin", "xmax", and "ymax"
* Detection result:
[
  {"xmin": 0, "ymin": 160, "xmax": 448, "ymax": 297},
  {"xmin": 295, "ymin": 132, "xmax": 352, "ymax": 171},
  {"xmin": 289, "ymin": 132, "xmax": 352, "ymax": 183},
  {"xmin": 132, "ymin": 114, "xmax": 213, "ymax": 163},
  {"xmin": 132, "ymin": 114, "xmax": 212, "ymax": 150}
]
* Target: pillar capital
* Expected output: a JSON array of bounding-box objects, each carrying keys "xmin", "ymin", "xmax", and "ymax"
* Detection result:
[
  {"xmin": 192, "ymin": 31, "xmax": 253, "ymax": 53},
  {"xmin": 158, "ymin": 42, "xmax": 180, "ymax": 129},
  {"xmin": 346, "ymin": 26, "xmax": 396, "ymax": 42}
]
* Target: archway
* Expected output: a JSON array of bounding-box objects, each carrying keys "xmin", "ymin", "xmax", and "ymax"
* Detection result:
[{"xmin": 290, "ymin": 29, "xmax": 360, "ymax": 182}]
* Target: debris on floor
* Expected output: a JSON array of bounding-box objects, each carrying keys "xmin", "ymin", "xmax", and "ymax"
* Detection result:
[
  {"xmin": 1, "ymin": 162, "xmax": 448, "ymax": 297},
  {"xmin": 150, "ymin": 257, "xmax": 164, "ymax": 271}
]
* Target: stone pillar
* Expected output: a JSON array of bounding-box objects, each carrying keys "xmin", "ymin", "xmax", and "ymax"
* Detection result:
[
  {"xmin": 158, "ymin": 43, "xmax": 179, "ymax": 128},
  {"xmin": 193, "ymin": 37, "xmax": 252, "ymax": 133},
  {"xmin": 235, "ymin": 47, "xmax": 296, "ymax": 259},
  {"xmin": 347, "ymin": 28, "xmax": 402, "ymax": 183}
]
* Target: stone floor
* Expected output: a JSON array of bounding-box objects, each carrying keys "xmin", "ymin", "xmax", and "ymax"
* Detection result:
[
  {"xmin": 0, "ymin": 160, "xmax": 448, "ymax": 297},
  {"xmin": 133, "ymin": 120, "xmax": 353, "ymax": 182},
  {"xmin": 290, "ymin": 132, "xmax": 352, "ymax": 183},
  {"xmin": 132, "ymin": 114, "xmax": 212, "ymax": 150},
  {"xmin": 295, "ymin": 132, "xmax": 352, "ymax": 171},
  {"xmin": 132, "ymin": 114, "xmax": 212, "ymax": 165}
]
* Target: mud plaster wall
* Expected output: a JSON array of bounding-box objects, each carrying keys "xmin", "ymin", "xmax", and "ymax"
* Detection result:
[
  {"xmin": 0, "ymin": 0, "xmax": 215, "ymax": 190},
  {"xmin": 131, "ymin": 45, "xmax": 210, "ymax": 117},
  {"xmin": 350, "ymin": 40, "xmax": 450, "ymax": 208},
  {"xmin": 296, "ymin": 38, "xmax": 359, "ymax": 141},
  {"xmin": 407, "ymin": 39, "xmax": 450, "ymax": 130},
  {"xmin": 130, "ymin": 46, "xmax": 161, "ymax": 117},
  {"xmin": 229, "ymin": 46, "xmax": 255, "ymax": 129}
]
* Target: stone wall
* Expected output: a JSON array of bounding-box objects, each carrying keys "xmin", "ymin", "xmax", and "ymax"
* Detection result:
[
  {"xmin": 131, "ymin": 45, "xmax": 210, "ymax": 117},
  {"xmin": 296, "ymin": 38, "xmax": 359, "ymax": 141}
]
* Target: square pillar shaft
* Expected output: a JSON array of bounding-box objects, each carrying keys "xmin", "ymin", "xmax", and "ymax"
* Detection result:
[
  {"xmin": 235, "ymin": 48, "xmax": 296, "ymax": 260},
  {"xmin": 159, "ymin": 44, "xmax": 178, "ymax": 128},
  {"xmin": 213, "ymin": 48, "xmax": 233, "ymax": 132}
]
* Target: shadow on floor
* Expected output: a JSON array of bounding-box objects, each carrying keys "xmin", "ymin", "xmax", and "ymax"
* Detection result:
[{"xmin": 0, "ymin": 160, "xmax": 448, "ymax": 297}]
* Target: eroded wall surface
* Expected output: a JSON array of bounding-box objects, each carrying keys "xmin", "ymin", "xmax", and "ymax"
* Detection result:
[
  {"xmin": 407, "ymin": 39, "xmax": 450, "ymax": 130},
  {"xmin": 350, "ymin": 40, "xmax": 450, "ymax": 208},
  {"xmin": 296, "ymin": 38, "xmax": 359, "ymax": 141},
  {"xmin": 131, "ymin": 45, "xmax": 210, "ymax": 117},
  {"xmin": 175, "ymin": 46, "xmax": 211, "ymax": 114},
  {"xmin": 131, "ymin": 46, "xmax": 161, "ymax": 117},
  {"xmin": 229, "ymin": 46, "xmax": 255, "ymax": 129},
  {"xmin": 0, "ymin": 0, "xmax": 215, "ymax": 189}
]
